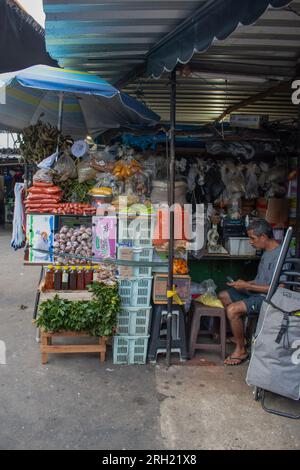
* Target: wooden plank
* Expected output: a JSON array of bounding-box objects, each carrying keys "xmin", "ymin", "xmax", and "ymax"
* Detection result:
[
  {"xmin": 40, "ymin": 291, "xmax": 93, "ymax": 302},
  {"xmin": 41, "ymin": 345, "xmax": 105, "ymax": 354},
  {"xmin": 43, "ymin": 331, "xmax": 98, "ymax": 338}
]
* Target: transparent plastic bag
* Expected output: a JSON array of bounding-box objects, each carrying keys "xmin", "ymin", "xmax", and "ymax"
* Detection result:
[
  {"xmin": 54, "ymin": 154, "xmax": 77, "ymax": 182},
  {"xmin": 77, "ymin": 160, "xmax": 97, "ymax": 183},
  {"xmin": 33, "ymin": 168, "xmax": 53, "ymax": 184},
  {"xmin": 196, "ymin": 279, "xmax": 223, "ymax": 309},
  {"xmin": 245, "ymin": 163, "xmax": 259, "ymax": 200}
]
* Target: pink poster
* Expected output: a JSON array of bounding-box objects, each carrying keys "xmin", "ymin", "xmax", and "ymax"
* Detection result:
[{"xmin": 92, "ymin": 216, "xmax": 117, "ymax": 260}]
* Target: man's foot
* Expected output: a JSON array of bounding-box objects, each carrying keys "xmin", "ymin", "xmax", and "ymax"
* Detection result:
[
  {"xmin": 224, "ymin": 352, "xmax": 249, "ymax": 366},
  {"xmin": 226, "ymin": 336, "xmax": 247, "ymax": 346}
]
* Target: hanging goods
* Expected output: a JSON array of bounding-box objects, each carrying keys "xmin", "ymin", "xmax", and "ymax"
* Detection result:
[{"xmin": 11, "ymin": 183, "xmax": 25, "ymax": 250}]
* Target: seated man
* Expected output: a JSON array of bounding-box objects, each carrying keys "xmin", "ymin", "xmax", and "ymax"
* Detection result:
[{"xmin": 219, "ymin": 219, "xmax": 283, "ymax": 366}]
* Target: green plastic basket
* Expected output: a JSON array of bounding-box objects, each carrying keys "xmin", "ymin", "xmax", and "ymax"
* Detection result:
[
  {"xmin": 113, "ymin": 335, "xmax": 149, "ymax": 365},
  {"xmin": 117, "ymin": 306, "xmax": 152, "ymax": 336}
]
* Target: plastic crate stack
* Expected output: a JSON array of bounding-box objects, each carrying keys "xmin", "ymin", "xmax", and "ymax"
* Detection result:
[{"xmin": 113, "ymin": 214, "xmax": 155, "ymax": 365}]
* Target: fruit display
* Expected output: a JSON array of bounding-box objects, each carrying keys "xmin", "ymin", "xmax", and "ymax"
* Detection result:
[
  {"xmin": 173, "ymin": 258, "xmax": 189, "ymax": 275},
  {"xmin": 18, "ymin": 120, "xmax": 73, "ymax": 164}
]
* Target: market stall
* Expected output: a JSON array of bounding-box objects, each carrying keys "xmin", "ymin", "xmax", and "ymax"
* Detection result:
[{"xmin": 14, "ymin": 113, "xmax": 297, "ymax": 367}]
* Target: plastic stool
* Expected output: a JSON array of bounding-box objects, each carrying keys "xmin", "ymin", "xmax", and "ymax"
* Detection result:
[
  {"xmin": 188, "ymin": 301, "xmax": 226, "ymax": 361},
  {"xmin": 147, "ymin": 305, "xmax": 189, "ymax": 362}
]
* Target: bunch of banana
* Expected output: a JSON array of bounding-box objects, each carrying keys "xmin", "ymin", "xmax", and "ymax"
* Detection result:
[
  {"xmin": 18, "ymin": 120, "xmax": 73, "ymax": 164},
  {"xmin": 113, "ymin": 159, "xmax": 141, "ymax": 180}
]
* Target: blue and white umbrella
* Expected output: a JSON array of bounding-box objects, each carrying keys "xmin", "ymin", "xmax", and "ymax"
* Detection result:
[{"xmin": 0, "ymin": 65, "xmax": 160, "ymax": 138}]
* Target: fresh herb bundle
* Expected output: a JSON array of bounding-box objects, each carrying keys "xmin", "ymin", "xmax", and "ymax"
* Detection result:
[
  {"xmin": 36, "ymin": 282, "xmax": 121, "ymax": 337},
  {"xmin": 60, "ymin": 179, "xmax": 96, "ymax": 203}
]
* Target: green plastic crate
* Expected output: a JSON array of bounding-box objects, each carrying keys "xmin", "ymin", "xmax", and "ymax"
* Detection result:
[
  {"xmin": 113, "ymin": 335, "xmax": 149, "ymax": 365},
  {"xmin": 118, "ymin": 277, "xmax": 152, "ymax": 307},
  {"xmin": 117, "ymin": 306, "xmax": 152, "ymax": 336}
]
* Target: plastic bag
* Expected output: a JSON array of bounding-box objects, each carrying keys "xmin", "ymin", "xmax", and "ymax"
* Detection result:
[
  {"xmin": 77, "ymin": 160, "xmax": 97, "ymax": 183},
  {"xmin": 220, "ymin": 161, "xmax": 245, "ymax": 199},
  {"xmin": 37, "ymin": 152, "xmax": 58, "ymax": 169},
  {"xmin": 195, "ymin": 279, "xmax": 223, "ymax": 309},
  {"xmin": 54, "ymin": 154, "xmax": 77, "ymax": 182},
  {"xmin": 33, "ymin": 168, "xmax": 53, "ymax": 184},
  {"xmin": 245, "ymin": 162, "xmax": 259, "ymax": 200}
]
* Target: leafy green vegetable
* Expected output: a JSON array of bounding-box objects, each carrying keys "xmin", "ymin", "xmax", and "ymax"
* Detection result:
[
  {"xmin": 60, "ymin": 179, "xmax": 96, "ymax": 203},
  {"xmin": 36, "ymin": 282, "xmax": 121, "ymax": 337}
]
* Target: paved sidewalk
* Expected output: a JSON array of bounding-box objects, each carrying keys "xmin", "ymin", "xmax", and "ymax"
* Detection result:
[{"xmin": 1, "ymin": 228, "xmax": 299, "ymax": 450}]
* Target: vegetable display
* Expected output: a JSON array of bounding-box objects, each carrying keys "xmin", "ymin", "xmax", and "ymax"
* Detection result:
[
  {"xmin": 36, "ymin": 282, "xmax": 121, "ymax": 337},
  {"xmin": 54, "ymin": 225, "xmax": 93, "ymax": 265},
  {"xmin": 60, "ymin": 179, "xmax": 96, "ymax": 204}
]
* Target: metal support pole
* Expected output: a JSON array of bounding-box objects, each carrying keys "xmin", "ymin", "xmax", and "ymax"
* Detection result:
[
  {"xmin": 296, "ymin": 106, "xmax": 300, "ymax": 258},
  {"xmin": 166, "ymin": 69, "xmax": 176, "ymax": 367},
  {"xmin": 56, "ymin": 92, "xmax": 64, "ymax": 154}
]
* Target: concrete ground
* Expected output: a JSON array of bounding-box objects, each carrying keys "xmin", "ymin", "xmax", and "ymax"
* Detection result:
[{"xmin": 0, "ymin": 228, "xmax": 299, "ymax": 450}]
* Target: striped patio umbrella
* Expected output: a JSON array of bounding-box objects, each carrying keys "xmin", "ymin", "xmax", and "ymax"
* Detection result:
[{"xmin": 0, "ymin": 65, "xmax": 160, "ymax": 138}]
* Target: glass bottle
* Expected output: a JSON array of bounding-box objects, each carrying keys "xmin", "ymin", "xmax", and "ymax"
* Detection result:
[
  {"xmin": 44, "ymin": 265, "xmax": 54, "ymax": 290},
  {"xmin": 69, "ymin": 266, "xmax": 77, "ymax": 290},
  {"xmin": 77, "ymin": 267, "xmax": 85, "ymax": 290},
  {"xmin": 62, "ymin": 266, "xmax": 69, "ymax": 290},
  {"xmin": 54, "ymin": 266, "xmax": 62, "ymax": 291},
  {"xmin": 92, "ymin": 265, "xmax": 99, "ymax": 283},
  {"xmin": 85, "ymin": 266, "xmax": 93, "ymax": 287}
]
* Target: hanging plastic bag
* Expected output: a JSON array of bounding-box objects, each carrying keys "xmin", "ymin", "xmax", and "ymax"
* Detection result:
[
  {"xmin": 245, "ymin": 162, "xmax": 259, "ymax": 200},
  {"xmin": 37, "ymin": 152, "xmax": 58, "ymax": 169},
  {"xmin": 77, "ymin": 159, "xmax": 97, "ymax": 183},
  {"xmin": 54, "ymin": 153, "xmax": 77, "ymax": 182},
  {"xmin": 33, "ymin": 168, "xmax": 54, "ymax": 184}
]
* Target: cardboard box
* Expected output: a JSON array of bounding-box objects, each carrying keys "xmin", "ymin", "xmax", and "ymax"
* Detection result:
[
  {"xmin": 230, "ymin": 114, "xmax": 268, "ymax": 129},
  {"xmin": 153, "ymin": 274, "xmax": 191, "ymax": 304},
  {"xmin": 265, "ymin": 198, "xmax": 290, "ymax": 226}
]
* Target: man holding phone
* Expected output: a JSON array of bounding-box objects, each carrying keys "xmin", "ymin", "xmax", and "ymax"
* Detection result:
[{"xmin": 218, "ymin": 219, "xmax": 284, "ymax": 366}]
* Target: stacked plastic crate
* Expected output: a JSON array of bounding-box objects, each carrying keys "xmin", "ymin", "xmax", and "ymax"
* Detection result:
[{"xmin": 113, "ymin": 214, "xmax": 155, "ymax": 364}]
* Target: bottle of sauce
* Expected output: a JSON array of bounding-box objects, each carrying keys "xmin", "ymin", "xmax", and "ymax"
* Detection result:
[
  {"xmin": 93, "ymin": 265, "xmax": 99, "ymax": 284},
  {"xmin": 44, "ymin": 265, "xmax": 54, "ymax": 290},
  {"xmin": 77, "ymin": 267, "xmax": 85, "ymax": 290},
  {"xmin": 85, "ymin": 266, "xmax": 93, "ymax": 288},
  {"xmin": 54, "ymin": 266, "xmax": 62, "ymax": 291},
  {"xmin": 69, "ymin": 266, "xmax": 77, "ymax": 291},
  {"xmin": 62, "ymin": 266, "xmax": 69, "ymax": 291}
]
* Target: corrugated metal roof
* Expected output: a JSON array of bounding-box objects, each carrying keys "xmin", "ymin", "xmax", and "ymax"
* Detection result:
[
  {"xmin": 44, "ymin": 0, "xmax": 207, "ymax": 82},
  {"xmin": 43, "ymin": 0, "xmax": 300, "ymax": 125}
]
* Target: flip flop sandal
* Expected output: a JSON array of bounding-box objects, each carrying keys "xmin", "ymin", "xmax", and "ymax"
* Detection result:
[{"xmin": 224, "ymin": 354, "xmax": 249, "ymax": 366}]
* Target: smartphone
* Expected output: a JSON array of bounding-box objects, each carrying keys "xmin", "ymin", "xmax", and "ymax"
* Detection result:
[{"xmin": 226, "ymin": 276, "xmax": 235, "ymax": 283}]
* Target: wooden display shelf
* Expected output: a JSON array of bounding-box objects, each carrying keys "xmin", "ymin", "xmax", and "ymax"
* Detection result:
[
  {"xmin": 40, "ymin": 330, "xmax": 108, "ymax": 365},
  {"xmin": 39, "ymin": 290, "xmax": 93, "ymax": 301}
]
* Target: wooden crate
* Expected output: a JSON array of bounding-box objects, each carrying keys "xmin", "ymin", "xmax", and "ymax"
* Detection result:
[
  {"xmin": 153, "ymin": 274, "xmax": 191, "ymax": 304},
  {"xmin": 40, "ymin": 330, "xmax": 107, "ymax": 365}
]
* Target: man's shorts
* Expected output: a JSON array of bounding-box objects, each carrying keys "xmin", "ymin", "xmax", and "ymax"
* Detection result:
[{"xmin": 227, "ymin": 287, "xmax": 264, "ymax": 315}]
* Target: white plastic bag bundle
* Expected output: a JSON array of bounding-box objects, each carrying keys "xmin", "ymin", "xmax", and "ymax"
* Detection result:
[{"xmin": 11, "ymin": 183, "xmax": 25, "ymax": 250}]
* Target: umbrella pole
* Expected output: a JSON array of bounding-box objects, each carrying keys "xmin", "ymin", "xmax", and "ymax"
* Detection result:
[
  {"xmin": 166, "ymin": 68, "xmax": 176, "ymax": 368},
  {"xmin": 56, "ymin": 92, "xmax": 64, "ymax": 154}
]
